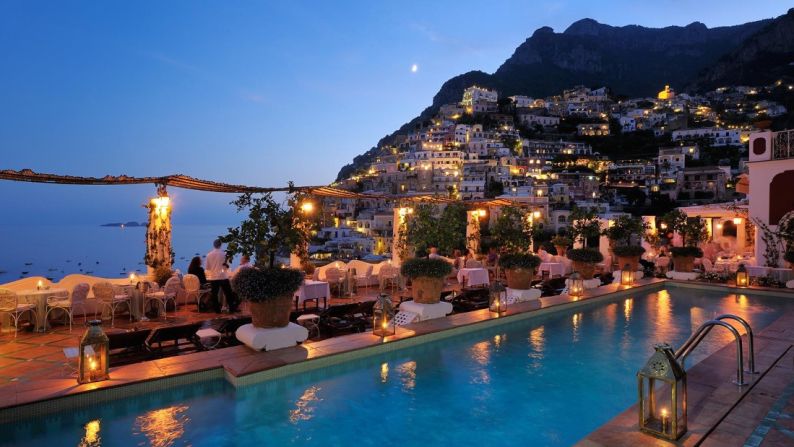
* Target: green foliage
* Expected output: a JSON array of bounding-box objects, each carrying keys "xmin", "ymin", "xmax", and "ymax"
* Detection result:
[
  {"xmin": 785, "ymin": 251, "xmax": 794, "ymax": 264},
  {"xmin": 567, "ymin": 248, "xmax": 604, "ymax": 263},
  {"xmin": 603, "ymin": 215, "xmax": 648, "ymax": 246},
  {"xmin": 661, "ymin": 210, "xmax": 708, "ymax": 247},
  {"xmin": 491, "ymin": 207, "xmax": 535, "ymax": 253},
  {"xmin": 153, "ymin": 265, "xmax": 173, "ymax": 287},
  {"xmin": 404, "ymin": 204, "xmax": 467, "ymax": 256},
  {"xmin": 569, "ymin": 206, "xmax": 601, "ymax": 247},
  {"xmin": 221, "ymin": 191, "xmax": 314, "ymax": 269},
  {"xmin": 670, "ymin": 246, "xmax": 704, "ymax": 258},
  {"xmin": 499, "ymin": 253, "xmax": 541, "ymax": 270},
  {"xmin": 612, "ymin": 245, "xmax": 646, "ymax": 257},
  {"xmin": 550, "ymin": 235, "xmax": 572, "ymax": 247},
  {"xmin": 231, "ymin": 267, "xmax": 304, "ymax": 302},
  {"xmin": 484, "ymin": 179, "xmax": 504, "ymax": 199},
  {"xmin": 400, "ymin": 258, "xmax": 453, "ymax": 279}
]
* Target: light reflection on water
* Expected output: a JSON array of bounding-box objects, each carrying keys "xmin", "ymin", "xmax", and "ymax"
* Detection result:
[
  {"xmin": 78, "ymin": 420, "xmax": 101, "ymax": 447},
  {"xmin": 133, "ymin": 405, "xmax": 190, "ymax": 447}
]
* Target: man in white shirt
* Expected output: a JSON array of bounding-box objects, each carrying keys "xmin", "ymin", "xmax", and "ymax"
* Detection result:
[
  {"xmin": 205, "ymin": 239, "xmax": 239, "ymax": 313},
  {"xmin": 233, "ymin": 255, "xmax": 252, "ymax": 276},
  {"xmin": 428, "ymin": 246, "xmax": 441, "ymax": 259}
]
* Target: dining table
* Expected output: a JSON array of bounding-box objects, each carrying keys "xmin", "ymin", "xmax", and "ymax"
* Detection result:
[
  {"xmin": 14, "ymin": 288, "xmax": 68, "ymax": 332},
  {"xmin": 538, "ymin": 262, "xmax": 565, "ymax": 278},
  {"xmin": 457, "ymin": 267, "xmax": 489, "ymax": 287},
  {"xmin": 295, "ymin": 280, "xmax": 331, "ymax": 310}
]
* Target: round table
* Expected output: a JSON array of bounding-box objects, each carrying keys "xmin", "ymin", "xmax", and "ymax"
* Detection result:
[{"xmin": 14, "ymin": 288, "xmax": 68, "ymax": 332}]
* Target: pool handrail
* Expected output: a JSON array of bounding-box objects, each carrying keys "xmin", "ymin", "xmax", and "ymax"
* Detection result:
[{"xmin": 674, "ymin": 317, "xmax": 749, "ymax": 386}]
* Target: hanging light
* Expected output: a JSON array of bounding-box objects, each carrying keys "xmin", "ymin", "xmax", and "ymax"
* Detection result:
[
  {"xmin": 732, "ymin": 217, "xmax": 743, "ymax": 225},
  {"xmin": 736, "ymin": 263, "xmax": 749, "ymax": 288},
  {"xmin": 78, "ymin": 320, "xmax": 109, "ymax": 384},
  {"xmin": 568, "ymin": 272, "xmax": 584, "ymax": 298},
  {"xmin": 621, "ymin": 264, "xmax": 635, "ymax": 286},
  {"xmin": 489, "ymin": 281, "xmax": 507, "ymax": 315},
  {"xmin": 372, "ymin": 293, "xmax": 396, "ymax": 337},
  {"xmin": 638, "ymin": 343, "xmax": 687, "ymax": 440}
]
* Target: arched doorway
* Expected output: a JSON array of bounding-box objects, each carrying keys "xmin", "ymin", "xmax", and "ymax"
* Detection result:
[{"xmin": 769, "ymin": 170, "xmax": 794, "ymax": 223}]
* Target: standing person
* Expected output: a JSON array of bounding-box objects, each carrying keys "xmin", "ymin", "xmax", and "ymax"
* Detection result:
[
  {"xmin": 427, "ymin": 246, "xmax": 441, "ymax": 260},
  {"xmin": 205, "ymin": 239, "xmax": 240, "ymax": 313}
]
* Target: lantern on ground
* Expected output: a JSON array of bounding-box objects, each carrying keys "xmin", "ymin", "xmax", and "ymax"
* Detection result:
[
  {"xmin": 568, "ymin": 272, "xmax": 584, "ymax": 298},
  {"xmin": 621, "ymin": 264, "xmax": 635, "ymax": 286},
  {"xmin": 736, "ymin": 263, "xmax": 749, "ymax": 288},
  {"xmin": 78, "ymin": 320, "xmax": 109, "ymax": 384},
  {"xmin": 637, "ymin": 343, "xmax": 687, "ymax": 440},
  {"xmin": 372, "ymin": 293, "xmax": 396, "ymax": 337},
  {"xmin": 489, "ymin": 281, "xmax": 507, "ymax": 315}
]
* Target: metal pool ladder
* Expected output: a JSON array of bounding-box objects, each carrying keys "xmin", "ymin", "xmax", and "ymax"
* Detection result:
[{"xmin": 674, "ymin": 314, "xmax": 757, "ymax": 386}]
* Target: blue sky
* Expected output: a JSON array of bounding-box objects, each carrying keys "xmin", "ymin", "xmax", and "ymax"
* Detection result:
[{"xmin": 0, "ymin": 0, "xmax": 788, "ymax": 226}]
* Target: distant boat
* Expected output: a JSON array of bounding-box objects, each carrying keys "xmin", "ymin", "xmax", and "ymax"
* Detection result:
[
  {"xmin": 24, "ymin": 262, "xmax": 32, "ymax": 266},
  {"xmin": 21, "ymin": 271, "xmax": 29, "ymax": 275},
  {"xmin": 96, "ymin": 261, "xmax": 99, "ymax": 264},
  {"xmin": 48, "ymin": 268, "xmax": 57, "ymax": 272}
]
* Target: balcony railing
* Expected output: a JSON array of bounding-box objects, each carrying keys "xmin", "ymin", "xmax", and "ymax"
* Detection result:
[{"xmin": 773, "ymin": 129, "xmax": 794, "ymax": 160}]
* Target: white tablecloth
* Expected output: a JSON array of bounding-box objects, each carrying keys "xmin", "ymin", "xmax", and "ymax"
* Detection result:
[
  {"xmin": 295, "ymin": 280, "xmax": 330, "ymax": 307},
  {"xmin": 538, "ymin": 262, "xmax": 565, "ymax": 277},
  {"xmin": 16, "ymin": 288, "xmax": 68, "ymax": 331},
  {"xmin": 457, "ymin": 268, "xmax": 489, "ymax": 287}
]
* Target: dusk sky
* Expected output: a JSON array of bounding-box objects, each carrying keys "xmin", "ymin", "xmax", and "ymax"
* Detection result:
[{"xmin": 1, "ymin": 1, "xmax": 788, "ymax": 226}]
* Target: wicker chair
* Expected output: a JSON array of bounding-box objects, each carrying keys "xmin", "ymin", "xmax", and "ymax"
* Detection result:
[
  {"xmin": 183, "ymin": 274, "xmax": 209, "ymax": 308},
  {"xmin": 0, "ymin": 288, "xmax": 37, "ymax": 337},
  {"xmin": 92, "ymin": 282, "xmax": 131, "ymax": 327},
  {"xmin": 45, "ymin": 283, "xmax": 88, "ymax": 332}
]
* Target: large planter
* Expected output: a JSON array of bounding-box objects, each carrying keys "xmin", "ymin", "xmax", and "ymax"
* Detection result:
[
  {"xmin": 505, "ymin": 268, "xmax": 534, "ymax": 290},
  {"xmin": 616, "ymin": 255, "xmax": 641, "ymax": 272},
  {"xmin": 554, "ymin": 245, "xmax": 567, "ymax": 257},
  {"xmin": 249, "ymin": 295, "xmax": 293, "ymax": 328},
  {"xmin": 411, "ymin": 276, "xmax": 445, "ymax": 304},
  {"xmin": 673, "ymin": 256, "xmax": 695, "ymax": 273},
  {"xmin": 572, "ymin": 261, "xmax": 597, "ymax": 279}
]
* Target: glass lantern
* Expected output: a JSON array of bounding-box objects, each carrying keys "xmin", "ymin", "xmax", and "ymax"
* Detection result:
[
  {"xmin": 568, "ymin": 272, "xmax": 584, "ymax": 297},
  {"xmin": 621, "ymin": 264, "xmax": 635, "ymax": 286},
  {"xmin": 735, "ymin": 263, "xmax": 748, "ymax": 287},
  {"xmin": 78, "ymin": 320, "xmax": 110, "ymax": 384},
  {"xmin": 637, "ymin": 343, "xmax": 687, "ymax": 440},
  {"xmin": 372, "ymin": 293, "xmax": 395, "ymax": 337},
  {"xmin": 489, "ymin": 281, "xmax": 507, "ymax": 315}
]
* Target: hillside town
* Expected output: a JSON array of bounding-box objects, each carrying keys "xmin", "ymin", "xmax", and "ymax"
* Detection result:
[{"xmin": 315, "ymin": 81, "xmax": 791, "ymax": 260}]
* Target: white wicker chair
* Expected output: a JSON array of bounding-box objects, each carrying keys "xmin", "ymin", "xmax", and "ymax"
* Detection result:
[
  {"xmin": 324, "ymin": 268, "xmax": 346, "ymax": 297},
  {"xmin": 145, "ymin": 277, "xmax": 179, "ymax": 319},
  {"xmin": 0, "ymin": 288, "xmax": 37, "ymax": 337},
  {"xmin": 183, "ymin": 274, "xmax": 209, "ymax": 308},
  {"xmin": 45, "ymin": 283, "xmax": 88, "ymax": 332},
  {"xmin": 92, "ymin": 282, "xmax": 131, "ymax": 327}
]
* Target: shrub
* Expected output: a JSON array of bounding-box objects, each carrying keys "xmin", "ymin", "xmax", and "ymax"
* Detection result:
[
  {"xmin": 612, "ymin": 245, "xmax": 646, "ymax": 257},
  {"xmin": 499, "ymin": 253, "xmax": 541, "ymax": 270},
  {"xmin": 400, "ymin": 258, "xmax": 453, "ymax": 279},
  {"xmin": 670, "ymin": 246, "xmax": 704, "ymax": 258},
  {"xmin": 550, "ymin": 236, "xmax": 572, "ymax": 247},
  {"xmin": 231, "ymin": 267, "xmax": 304, "ymax": 302},
  {"xmin": 153, "ymin": 265, "xmax": 174, "ymax": 287},
  {"xmin": 567, "ymin": 248, "xmax": 604, "ymax": 263},
  {"xmin": 784, "ymin": 251, "xmax": 794, "ymax": 264}
]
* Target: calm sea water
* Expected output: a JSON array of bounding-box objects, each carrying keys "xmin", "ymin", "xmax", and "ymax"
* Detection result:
[
  {"xmin": 0, "ymin": 224, "xmax": 232, "ymax": 282},
  {"xmin": 3, "ymin": 288, "xmax": 793, "ymax": 446}
]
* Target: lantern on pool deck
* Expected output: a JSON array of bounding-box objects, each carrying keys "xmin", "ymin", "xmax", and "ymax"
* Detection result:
[
  {"xmin": 621, "ymin": 264, "xmax": 635, "ymax": 286},
  {"xmin": 78, "ymin": 320, "xmax": 109, "ymax": 384},
  {"xmin": 372, "ymin": 293, "xmax": 395, "ymax": 337},
  {"xmin": 489, "ymin": 281, "xmax": 507, "ymax": 315},
  {"xmin": 736, "ymin": 263, "xmax": 749, "ymax": 287},
  {"xmin": 568, "ymin": 272, "xmax": 584, "ymax": 298},
  {"xmin": 638, "ymin": 343, "xmax": 687, "ymax": 440}
]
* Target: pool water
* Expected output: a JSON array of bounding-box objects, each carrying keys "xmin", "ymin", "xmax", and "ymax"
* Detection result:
[{"xmin": 5, "ymin": 287, "xmax": 794, "ymax": 447}]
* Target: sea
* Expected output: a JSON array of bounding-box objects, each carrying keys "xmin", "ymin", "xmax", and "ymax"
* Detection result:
[{"xmin": 0, "ymin": 224, "xmax": 235, "ymax": 282}]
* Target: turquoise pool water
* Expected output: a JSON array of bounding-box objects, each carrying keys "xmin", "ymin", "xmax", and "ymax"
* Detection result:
[{"xmin": 5, "ymin": 287, "xmax": 794, "ymax": 447}]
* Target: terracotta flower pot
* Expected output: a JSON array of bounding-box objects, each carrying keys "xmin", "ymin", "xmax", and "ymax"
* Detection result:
[
  {"xmin": 616, "ymin": 255, "xmax": 640, "ymax": 273},
  {"xmin": 673, "ymin": 256, "xmax": 695, "ymax": 273},
  {"xmin": 411, "ymin": 276, "xmax": 444, "ymax": 304},
  {"xmin": 505, "ymin": 268, "xmax": 534, "ymax": 290},
  {"xmin": 572, "ymin": 261, "xmax": 596, "ymax": 279},
  {"xmin": 555, "ymin": 245, "xmax": 567, "ymax": 257},
  {"xmin": 249, "ymin": 295, "xmax": 293, "ymax": 328}
]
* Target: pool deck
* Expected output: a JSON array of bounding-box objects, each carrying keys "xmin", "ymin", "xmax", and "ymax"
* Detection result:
[{"xmin": 0, "ymin": 278, "xmax": 793, "ymax": 447}]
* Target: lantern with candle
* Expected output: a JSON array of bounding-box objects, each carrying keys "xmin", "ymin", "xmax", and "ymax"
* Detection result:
[
  {"xmin": 372, "ymin": 293, "xmax": 395, "ymax": 337},
  {"xmin": 78, "ymin": 320, "xmax": 110, "ymax": 384},
  {"xmin": 735, "ymin": 263, "xmax": 749, "ymax": 287},
  {"xmin": 621, "ymin": 264, "xmax": 635, "ymax": 286},
  {"xmin": 637, "ymin": 343, "xmax": 687, "ymax": 440},
  {"xmin": 568, "ymin": 272, "xmax": 584, "ymax": 298},
  {"xmin": 489, "ymin": 281, "xmax": 507, "ymax": 315},
  {"xmin": 36, "ymin": 279, "xmax": 43, "ymax": 291}
]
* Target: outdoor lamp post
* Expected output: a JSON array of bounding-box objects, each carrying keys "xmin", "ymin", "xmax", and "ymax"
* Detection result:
[
  {"xmin": 489, "ymin": 281, "xmax": 507, "ymax": 315},
  {"xmin": 568, "ymin": 272, "xmax": 584, "ymax": 297},
  {"xmin": 78, "ymin": 320, "xmax": 110, "ymax": 384},
  {"xmin": 638, "ymin": 343, "xmax": 687, "ymax": 441},
  {"xmin": 621, "ymin": 264, "xmax": 635, "ymax": 286},
  {"xmin": 736, "ymin": 263, "xmax": 749, "ymax": 287},
  {"xmin": 372, "ymin": 293, "xmax": 395, "ymax": 337}
]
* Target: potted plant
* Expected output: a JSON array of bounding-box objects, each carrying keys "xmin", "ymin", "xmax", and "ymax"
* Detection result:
[
  {"xmin": 550, "ymin": 235, "xmax": 572, "ymax": 257},
  {"xmin": 490, "ymin": 207, "xmax": 536, "ymax": 252},
  {"xmin": 662, "ymin": 210, "xmax": 708, "ymax": 273},
  {"xmin": 499, "ymin": 253, "xmax": 542, "ymax": 289},
  {"xmin": 232, "ymin": 267, "xmax": 303, "ymax": 328},
  {"xmin": 612, "ymin": 245, "xmax": 646, "ymax": 272},
  {"xmin": 567, "ymin": 248, "xmax": 604, "ymax": 279},
  {"xmin": 569, "ymin": 206, "xmax": 601, "ymax": 248},
  {"xmin": 401, "ymin": 258, "xmax": 452, "ymax": 304}
]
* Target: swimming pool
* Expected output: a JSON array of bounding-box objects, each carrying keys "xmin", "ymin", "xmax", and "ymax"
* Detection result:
[{"xmin": 4, "ymin": 286, "xmax": 794, "ymax": 447}]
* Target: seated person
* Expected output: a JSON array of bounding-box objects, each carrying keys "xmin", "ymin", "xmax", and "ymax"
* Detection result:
[{"xmin": 188, "ymin": 256, "xmax": 208, "ymax": 285}]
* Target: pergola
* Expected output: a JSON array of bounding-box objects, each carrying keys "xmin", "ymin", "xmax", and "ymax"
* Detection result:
[{"xmin": 1, "ymin": 169, "xmax": 533, "ymax": 271}]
